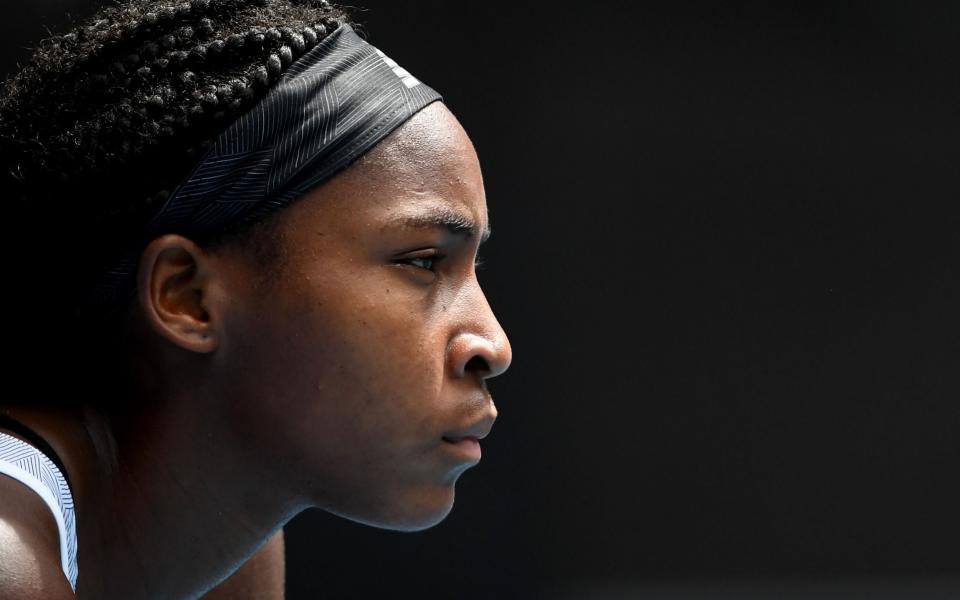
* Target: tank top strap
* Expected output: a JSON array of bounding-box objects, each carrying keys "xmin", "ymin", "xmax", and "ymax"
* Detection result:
[
  {"xmin": 0, "ymin": 430, "xmax": 79, "ymax": 593},
  {"xmin": 0, "ymin": 413, "xmax": 73, "ymax": 492}
]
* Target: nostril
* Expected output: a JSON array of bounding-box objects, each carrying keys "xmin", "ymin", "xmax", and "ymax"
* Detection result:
[{"xmin": 464, "ymin": 354, "xmax": 490, "ymax": 375}]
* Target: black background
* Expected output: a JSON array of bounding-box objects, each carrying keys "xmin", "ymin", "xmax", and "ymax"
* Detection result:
[{"xmin": 4, "ymin": 2, "xmax": 960, "ymax": 598}]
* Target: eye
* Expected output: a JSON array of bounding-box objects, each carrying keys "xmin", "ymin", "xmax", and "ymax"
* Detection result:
[
  {"xmin": 396, "ymin": 252, "xmax": 486, "ymax": 273},
  {"xmin": 408, "ymin": 254, "xmax": 441, "ymax": 271},
  {"xmin": 399, "ymin": 251, "xmax": 446, "ymax": 272}
]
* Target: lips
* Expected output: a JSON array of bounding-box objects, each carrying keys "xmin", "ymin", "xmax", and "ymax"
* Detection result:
[
  {"xmin": 442, "ymin": 408, "xmax": 496, "ymax": 443},
  {"xmin": 443, "ymin": 435, "xmax": 479, "ymax": 443},
  {"xmin": 442, "ymin": 435, "xmax": 482, "ymax": 462}
]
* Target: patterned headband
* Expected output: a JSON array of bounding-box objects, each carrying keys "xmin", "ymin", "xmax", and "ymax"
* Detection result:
[{"xmin": 79, "ymin": 22, "xmax": 443, "ymax": 319}]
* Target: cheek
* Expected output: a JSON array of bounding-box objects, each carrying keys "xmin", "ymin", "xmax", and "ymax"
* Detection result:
[
  {"xmin": 223, "ymin": 260, "xmax": 471, "ymax": 518},
  {"xmin": 247, "ymin": 302, "xmax": 452, "ymax": 510},
  {"xmin": 241, "ymin": 276, "xmax": 449, "ymax": 451}
]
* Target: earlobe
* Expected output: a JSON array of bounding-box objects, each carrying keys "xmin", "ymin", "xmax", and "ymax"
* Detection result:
[{"xmin": 135, "ymin": 234, "xmax": 220, "ymax": 354}]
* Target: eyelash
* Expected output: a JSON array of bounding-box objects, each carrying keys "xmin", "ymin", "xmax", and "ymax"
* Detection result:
[{"xmin": 402, "ymin": 253, "xmax": 486, "ymax": 272}]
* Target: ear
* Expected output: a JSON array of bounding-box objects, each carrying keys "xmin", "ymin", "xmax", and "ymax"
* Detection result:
[{"xmin": 134, "ymin": 234, "xmax": 224, "ymax": 354}]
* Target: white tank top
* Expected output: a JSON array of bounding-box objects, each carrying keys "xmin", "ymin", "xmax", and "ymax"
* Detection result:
[{"xmin": 0, "ymin": 431, "xmax": 79, "ymax": 592}]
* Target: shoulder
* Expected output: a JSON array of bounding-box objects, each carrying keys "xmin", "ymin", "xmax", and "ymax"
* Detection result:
[{"xmin": 0, "ymin": 474, "xmax": 75, "ymax": 599}]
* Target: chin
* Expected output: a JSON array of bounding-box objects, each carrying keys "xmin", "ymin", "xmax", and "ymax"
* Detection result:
[
  {"xmin": 338, "ymin": 483, "xmax": 458, "ymax": 532},
  {"xmin": 392, "ymin": 503, "xmax": 455, "ymax": 532}
]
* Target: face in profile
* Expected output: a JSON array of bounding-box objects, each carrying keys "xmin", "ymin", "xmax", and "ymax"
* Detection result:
[{"xmin": 214, "ymin": 101, "xmax": 512, "ymax": 531}]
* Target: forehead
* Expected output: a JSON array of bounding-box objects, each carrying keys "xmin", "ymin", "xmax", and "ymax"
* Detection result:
[
  {"xmin": 284, "ymin": 102, "xmax": 488, "ymax": 237},
  {"xmin": 355, "ymin": 102, "xmax": 485, "ymax": 207}
]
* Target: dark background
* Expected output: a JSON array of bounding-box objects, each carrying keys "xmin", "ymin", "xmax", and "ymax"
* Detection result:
[{"xmin": 4, "ymin": 1, "xmax": 960, "ymax": 598}]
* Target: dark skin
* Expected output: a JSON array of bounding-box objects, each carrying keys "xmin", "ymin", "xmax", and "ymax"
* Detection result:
[
  {"xmin": 0, "ymin": 447, "xmax": 284, "ymax": 598},
  {"xmin": 0, "ymin": 101, "xmax": 512, "ymax": 598}
]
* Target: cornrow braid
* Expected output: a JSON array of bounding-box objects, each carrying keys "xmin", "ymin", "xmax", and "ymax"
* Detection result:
[{"xmin": 0, "ymin": 0, "xmax": 357, "ymax": 322}]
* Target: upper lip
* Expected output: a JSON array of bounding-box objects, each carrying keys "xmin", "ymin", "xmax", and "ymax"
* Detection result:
[{"xmin": 443, "ymin": 407, "xmax": 497, "ymax": 442}]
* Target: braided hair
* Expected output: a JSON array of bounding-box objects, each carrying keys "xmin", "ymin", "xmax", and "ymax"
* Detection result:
[{"xmin": 0, "ymin": 0, "xmax": 360, "ymax": 409}]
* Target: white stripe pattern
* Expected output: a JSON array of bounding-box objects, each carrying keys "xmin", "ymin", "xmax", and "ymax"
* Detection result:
[{"xmin": 0, "ymin": 432, "xmax": 78, "ymax": 592}]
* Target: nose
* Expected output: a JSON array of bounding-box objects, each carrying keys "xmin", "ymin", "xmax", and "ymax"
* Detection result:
[{"xmin": 448, "ymin": 284, "xmax": 513, "ymax": 381}]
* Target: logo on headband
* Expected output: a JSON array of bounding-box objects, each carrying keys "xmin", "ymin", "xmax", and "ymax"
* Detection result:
[{"xmin": 373, "ymin": 48, "xmax": 422, "ymax": 89}]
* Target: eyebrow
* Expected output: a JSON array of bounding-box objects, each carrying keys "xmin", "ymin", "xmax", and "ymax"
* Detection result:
[{"xmin": 385, "ymin": 205, "xmax": 492, "ymax": 244}]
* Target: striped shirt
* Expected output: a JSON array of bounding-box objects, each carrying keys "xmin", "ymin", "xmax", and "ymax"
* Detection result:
[{"xmin": 0, "ymin": 431, "xmax": 78, "ymax": 592}]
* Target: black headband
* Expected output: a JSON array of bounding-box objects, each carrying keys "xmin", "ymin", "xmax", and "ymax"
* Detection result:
[{"xmin": 79, "ymin": 22, "xmax": 443, "ymax": 319}]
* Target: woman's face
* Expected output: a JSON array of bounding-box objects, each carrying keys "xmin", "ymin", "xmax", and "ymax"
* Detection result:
[{"xmin": 219, "ymin": 102, "xmax": 512, "ymax": 530}]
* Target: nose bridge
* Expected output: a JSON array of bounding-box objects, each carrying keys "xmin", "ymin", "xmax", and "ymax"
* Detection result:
[{"xmin": 448, "ymin": 274, "xmax": 512, "ymax": 379}]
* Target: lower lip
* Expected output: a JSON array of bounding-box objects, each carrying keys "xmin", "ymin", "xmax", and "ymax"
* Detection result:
[{"xmin": 443, "ymin": 437, "xmax": 482, "ymax": 462}]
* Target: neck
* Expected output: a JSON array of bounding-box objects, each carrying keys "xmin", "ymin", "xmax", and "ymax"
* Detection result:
[
  {"xmin": 83, "ymin": 392, "xmax": 304, "ymax": 599},
  {"xmin": 2, "ymin": 398, "xmax": 302, "ymax": 598}
]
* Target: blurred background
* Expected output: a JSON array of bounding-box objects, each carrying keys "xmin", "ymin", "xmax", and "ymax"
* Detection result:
[{"xmin": 4, "ymin": 1, "xmax": 960, "ymax": 598}]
